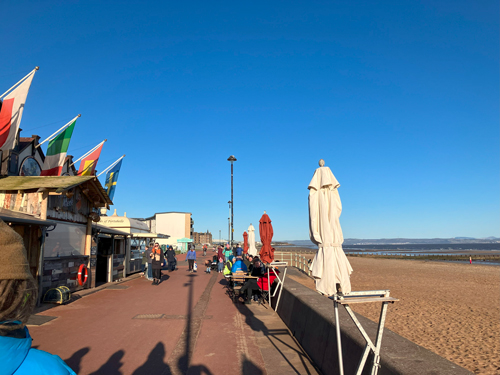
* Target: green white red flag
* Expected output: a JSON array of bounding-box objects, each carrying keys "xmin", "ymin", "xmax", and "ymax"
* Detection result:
[
  {"xmin": 0, "ymin": 69, "xmax": 37, "ymax": 152},
  {"xmin": 40, "ymin": 120, "xmax": 76, "ymax": 176}
]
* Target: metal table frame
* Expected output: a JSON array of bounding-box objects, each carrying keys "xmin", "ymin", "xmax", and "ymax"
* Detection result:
[
  {"xmin": 267, "ymin": 261, "xmax": 287, "ymax": 310},
  {"xmin": 330, "ymin": 290, "xmax": 399, "ymax": 375}
]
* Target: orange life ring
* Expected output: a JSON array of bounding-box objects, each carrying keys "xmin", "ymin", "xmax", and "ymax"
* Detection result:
[{"xmin": 78, "ymin": 264, "xmax": 88, "ymax": 286}]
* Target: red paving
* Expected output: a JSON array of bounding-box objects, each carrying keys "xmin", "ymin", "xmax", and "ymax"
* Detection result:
[{"xmin": 29, "ymin": 251, "xmax": 268, "ymax": 375}]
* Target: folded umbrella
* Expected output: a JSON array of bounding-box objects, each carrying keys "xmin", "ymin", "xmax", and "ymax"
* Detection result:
[{"xmin": 308, "ymin": 160, "xmax": 353, "ymax": 295}]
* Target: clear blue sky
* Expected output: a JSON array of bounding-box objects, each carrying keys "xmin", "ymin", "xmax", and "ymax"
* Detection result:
[{"xmin": 2, "ymin": 1, "xmax": 498, "ymax": 240}]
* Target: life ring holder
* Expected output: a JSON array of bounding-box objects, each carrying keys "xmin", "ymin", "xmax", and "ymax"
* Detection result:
[{"xmin": 78, "ymin": 264, "xmax": 88, "ymax": 286}]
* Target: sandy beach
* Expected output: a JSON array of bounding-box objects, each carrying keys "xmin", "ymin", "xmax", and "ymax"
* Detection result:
[{"xmin": 288, "ymin": 257, "xmax": 499, "ymax": 375}]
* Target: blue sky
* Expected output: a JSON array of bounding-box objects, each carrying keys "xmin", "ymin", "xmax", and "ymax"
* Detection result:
[{"xmin": 2, "ymin": 1, "xmax": 498, "ymax": 240}]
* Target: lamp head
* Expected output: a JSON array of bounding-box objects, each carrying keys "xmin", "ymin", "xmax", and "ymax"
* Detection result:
[{"xmin": 227, "ymin": 155, "xmax": 237, "ymax": 163}]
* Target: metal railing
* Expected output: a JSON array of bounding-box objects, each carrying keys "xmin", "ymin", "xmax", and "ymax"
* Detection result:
[{"xmin": 274, "ymin": 252, "xmax": 312, "ymax": 277}]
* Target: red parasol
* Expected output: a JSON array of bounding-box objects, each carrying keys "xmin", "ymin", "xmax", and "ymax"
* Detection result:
[
  {"xmin": 259, "ymin": 212, "xmax": 274, "ymax": 264},
  {"xmin": 243, "ymin": 231, "xmax": 249, "ymax": 254}
]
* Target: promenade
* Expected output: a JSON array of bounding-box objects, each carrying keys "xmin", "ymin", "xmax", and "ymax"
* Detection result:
[{"xmin": 28, "ymin": 251, "xmax": 318, "ymax": 375}]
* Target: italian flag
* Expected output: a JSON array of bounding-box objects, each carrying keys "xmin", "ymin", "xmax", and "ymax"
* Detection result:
[
  {"xmin": 40, "ymin": 121, "xmax": 76, "ymax": 176},
  {"xmin": 0, "ymin": 69, "xmax": 36, "ymax": 152}
]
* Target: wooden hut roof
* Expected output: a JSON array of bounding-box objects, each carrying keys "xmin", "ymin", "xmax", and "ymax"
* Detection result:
[{"xmin": 0, "ymin": 176, "xmax": 112, "ymax": 208}]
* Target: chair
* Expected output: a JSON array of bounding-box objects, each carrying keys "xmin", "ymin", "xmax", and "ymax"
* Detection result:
[
  {"xmin": 257, "ymin": 269, "xmax": 279, "ymax": 305},
  {"xmin": 230, "ymin": 271, "xmax": 247, "ymax": 302}
]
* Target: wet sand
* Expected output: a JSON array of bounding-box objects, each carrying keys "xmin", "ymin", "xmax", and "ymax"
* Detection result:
[{"xmin": 288, "ymin": 257, "xmax": 499, "ymax": 375}]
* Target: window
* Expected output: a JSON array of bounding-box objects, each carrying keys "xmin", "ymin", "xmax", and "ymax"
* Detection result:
[{"xmin": 45, "ymin": 223, "xmax": 86, "ymax": 258}]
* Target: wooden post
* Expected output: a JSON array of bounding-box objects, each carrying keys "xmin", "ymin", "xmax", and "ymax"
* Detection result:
[
  {"xmin": 39, "ymin": 190, "xmax": 48, "ymax": 220},
  {"xmin": 84, "ymin": 218, "xmax": 92, "ymax": 256}
]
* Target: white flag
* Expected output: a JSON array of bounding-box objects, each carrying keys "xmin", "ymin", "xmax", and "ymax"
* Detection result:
[{"xmin": 0, "ymin": 71, "xmax": 36, "ymax": 152}]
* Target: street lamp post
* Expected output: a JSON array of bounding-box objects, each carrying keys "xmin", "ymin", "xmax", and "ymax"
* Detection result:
[{"xmin": 227, "ymin": 155, "xmax": 237, "ymax": 247}]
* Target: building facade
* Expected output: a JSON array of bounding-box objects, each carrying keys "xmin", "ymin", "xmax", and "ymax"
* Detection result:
[
  {"xmin": 137, "ymin": 212, "xmax": 193, "ymax": 247},
  {"xmin": 193, "ymin": 231, "xmax": 212, "ymax": 244}
]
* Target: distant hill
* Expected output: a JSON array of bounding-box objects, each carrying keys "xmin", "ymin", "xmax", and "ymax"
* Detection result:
[{"xmin": 284, "ymin": 237, "xmax": 500, "ymax": 246}]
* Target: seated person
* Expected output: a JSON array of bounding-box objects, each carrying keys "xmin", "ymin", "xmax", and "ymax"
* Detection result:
[
  {"xmin": 243, "ymin": 254, "xmax": 253, "ymax": 269},
  {"xmin": 231, "ymin": 257, "xmax": 248, "ymax": 273},
  {"xmin": 240, "ymin": 258, "xmax": 265, "ymax": 304},
  {"xmin": 248, "ymin": 256, "xmax": 265, "ymax": 276},
  {"xmin": 223, "ymin": 260, "xmax": 233, "ymax": 276},
  {"xmin": 0, "ymin": 220, "xmax": 76, "ymax": 374},
  {"xmin": 235, "ymin": 245, "xmax": 244, "ymax": 257},
  {"xmin": 257, "ymin": 267, "xmax": 280, "ymax": 293}
]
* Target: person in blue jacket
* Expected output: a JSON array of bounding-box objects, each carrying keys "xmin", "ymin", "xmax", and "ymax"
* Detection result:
[
  {"xmin": 186, "ymin": 247, "xmax": 197, "ymax": 272},
  {"xmin": 0, "ymin": 219, "xmax": 76, "ymax": 375},
  {"xmin": 231, "ymin": 257, "xmax": 248, "ymax": 273}
]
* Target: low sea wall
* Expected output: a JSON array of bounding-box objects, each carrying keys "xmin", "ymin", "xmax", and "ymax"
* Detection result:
[{"xmin": 274, "ymin": 269, "xmax": 472, "ymax": 375}]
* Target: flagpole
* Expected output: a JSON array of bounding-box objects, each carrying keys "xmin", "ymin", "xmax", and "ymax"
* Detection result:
[
  {"xmin": 70, "ymin": 139, "xmax": 107, "ymax": 167},
  {"xmin": 0, "ymin": 67, "xmax": 39, "ymax": 99},
  {"xmin": 36, "ymin": 114, "xmax": 80, "ymax": 148},
  {"xmin": 97, "ymin": 155, "xmax": 126, "ymax": 177}
]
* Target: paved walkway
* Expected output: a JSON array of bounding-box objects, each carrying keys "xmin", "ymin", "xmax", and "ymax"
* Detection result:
[{"xmin": 29, "ymin": 251, "xmax": 319, "ymax": 375}]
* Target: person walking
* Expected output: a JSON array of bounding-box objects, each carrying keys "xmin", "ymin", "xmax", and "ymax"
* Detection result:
[
  {"xmin": 150, "ymin": 243, "xmax": 164, "ymax": 285},
  {"xmin": 217, "ymin": 246, "xmax": 223, "ymax": 261},
  {"xmin": 203, "ymin": 244, "xmax": 207, "ymax": 256},
  {"xmin": 186, "ymin": 247, "xmax": 197, "ymax": 272},
  {"xmin": 204, "ymin": 259, "xmax": 211, "ymax": 273},
  {"xmin": 145, "ymin": 244, "xmax": 153, "ymax": 280},
  {"xmin": 166, "ymin": 246, "xmax": 176, "ymax": 272}
]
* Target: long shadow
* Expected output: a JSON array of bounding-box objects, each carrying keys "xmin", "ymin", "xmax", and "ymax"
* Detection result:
[
  {"xmin": 235, "ymin": 299, "xmax": 314, "ymax": 375},
  {"xmin": 64, "ymin": 347, "xmax": 90, "ymax": 373},
  {"xmin": 89, "ymin": 349, "xmax": 125, "ymax": 375},
  {"xmin": 132, "ymin": 342, "xmax": 171, "ymax": 375},
  {"xmin": 241, "ymin": 354, "xmax": 264, "ymax": 375},
  {"xmin": 177, "ymin": 273, "xmax": 196, "ymax": 373}
]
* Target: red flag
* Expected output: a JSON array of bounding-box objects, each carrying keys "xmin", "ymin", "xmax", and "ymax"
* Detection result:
[
  {"xmin": 0, "ymin": 70, "xmax": 35, "ymax": 151},
  {"xmin": 78, "ymin": 143, "xmax": 104, "ymax": 176}
]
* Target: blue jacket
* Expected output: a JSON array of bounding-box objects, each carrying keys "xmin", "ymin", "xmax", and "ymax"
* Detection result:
[
  {"xmin": 186, "ymin": 250, "xmax": 197, "ymax": 260},
  {"xmin": 231, "ymin": 259, "xmax": 248, "ymax": 273},
  {"xmin": 0, "ymin": 323, "xmax": 76, "ymax": 375}
]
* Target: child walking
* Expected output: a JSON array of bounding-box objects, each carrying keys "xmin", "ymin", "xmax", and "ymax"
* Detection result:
[{"xmin": 204, "ymin": 259, "xmax": 211, "ymax": 273}]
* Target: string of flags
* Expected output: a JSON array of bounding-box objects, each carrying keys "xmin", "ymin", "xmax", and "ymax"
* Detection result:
[{"xmin": 0, "ymin": 67, "xmax": 125, "ymax": 201}]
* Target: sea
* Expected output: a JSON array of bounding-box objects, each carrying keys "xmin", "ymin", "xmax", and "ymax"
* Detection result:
[{"xmin": 274, "ymin": 241, "xmax": 500, "ymax": 265}]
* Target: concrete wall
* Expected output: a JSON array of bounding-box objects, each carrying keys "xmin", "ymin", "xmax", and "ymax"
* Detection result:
[{"xmin": 274, "ymin": 270, "xmax": 472, "ymax": 375}]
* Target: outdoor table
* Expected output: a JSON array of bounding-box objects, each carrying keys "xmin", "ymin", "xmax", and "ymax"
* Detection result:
[{"xmin": 329, "ymin": 290, "xmax": 399, "ymax": 375}]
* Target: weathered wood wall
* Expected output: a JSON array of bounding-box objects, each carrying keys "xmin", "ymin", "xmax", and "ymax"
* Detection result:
[{"xmin": 47, "ymin": 187, "xmax": 90, "ymax": 224}]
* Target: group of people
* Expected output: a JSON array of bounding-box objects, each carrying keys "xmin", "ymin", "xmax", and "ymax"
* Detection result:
[
  {"xmin": 141, "ymin": 243, "xmax": 177, "ymax": 285},
  {"xmin": 142, "ymin": 242, "xmax": 280, "ymax": 304},
  {"xmin": 212, "ymin": 243, "xmax": 278, "ymax": 304}
]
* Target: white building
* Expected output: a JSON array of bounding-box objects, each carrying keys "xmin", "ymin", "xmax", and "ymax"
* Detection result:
[{"xmin": 137, "ymin": 212, "xmax": 193, "ymax": 247}]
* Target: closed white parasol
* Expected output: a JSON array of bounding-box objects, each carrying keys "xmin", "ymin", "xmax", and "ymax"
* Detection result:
[
  {"xmin": 308, "ymin": 159, "xmax": 353, "ymax": 295},
  {"xmin": 247, "ymin": 224, "xmax": 258, "ymax": 256}
]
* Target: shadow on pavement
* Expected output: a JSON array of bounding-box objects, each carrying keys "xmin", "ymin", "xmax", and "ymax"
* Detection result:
[
  {"xmin": 132, "ymin": 342, "xmax": 171, "ymax": 375},
  {"xmin": 235, "ymin": 290, "xmax": 314, "ymax": 375},
  {"xmin": 64, "ymin": 347, "xmax": 90, "ymax": 374},
  {"xmin": 89, "ymin": 349, "xmax": 125, "ymax": 375},
  {"xmin": 241, "ymin": 354, "xmax": 264, "ymax": 375}
]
